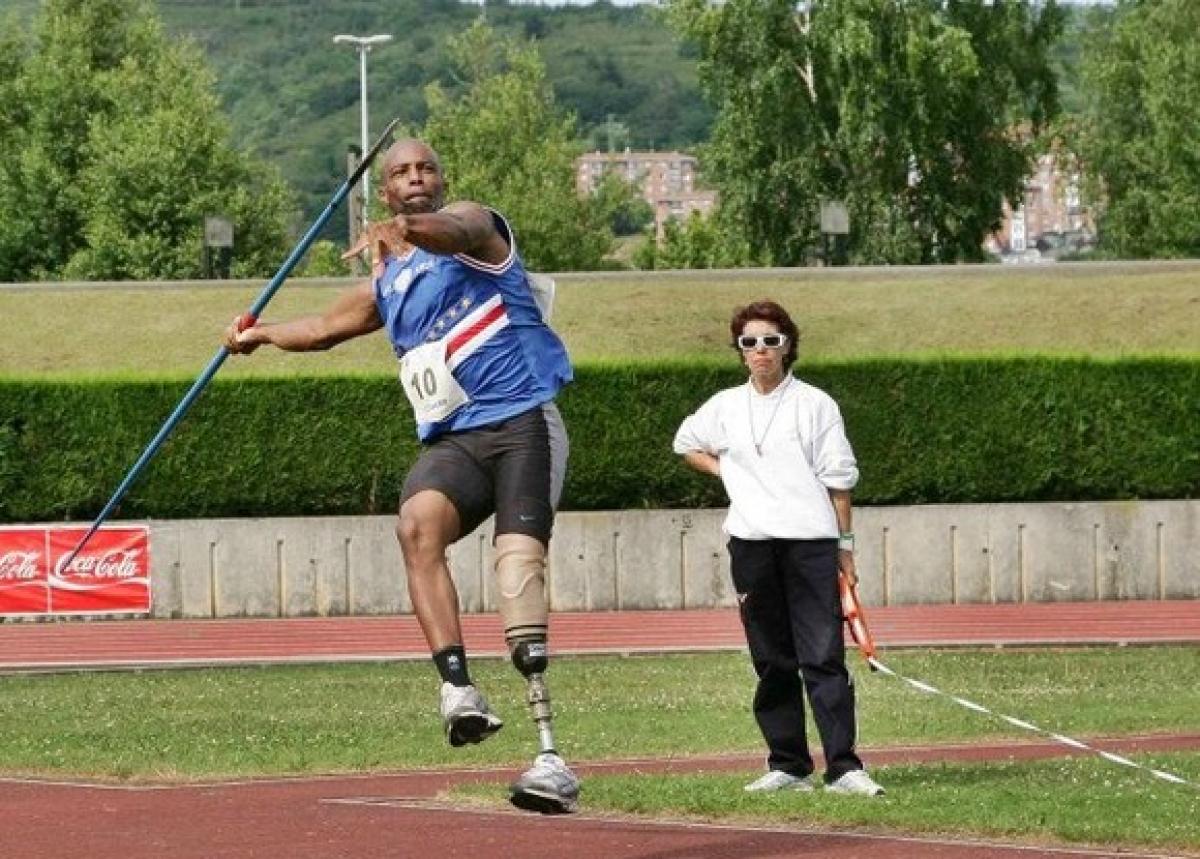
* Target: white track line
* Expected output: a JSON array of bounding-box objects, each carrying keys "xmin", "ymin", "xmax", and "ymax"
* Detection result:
[{"xmin": 868, "ymin": 657, "xmax": 1199, "ymax": 789}]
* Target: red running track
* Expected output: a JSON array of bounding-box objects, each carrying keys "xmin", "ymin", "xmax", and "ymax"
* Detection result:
[
  {"xmin": 1, "ymin": 599, "xmax": 1198, "ymax": 671},
  {"xmin": 9, "ymin": 739, "xmax": 1200, "ymax": 858},
  {"xmin": 7, "ymin": 736, "xmax": 1200, "ymax": 859},
  {"xmin": 4, "ymin": 602, "xmax": 1199, "ymax": 858}
]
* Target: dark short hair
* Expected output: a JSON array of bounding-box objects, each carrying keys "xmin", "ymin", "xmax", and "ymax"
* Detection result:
[{"xmin": 730, "ymin": 299, "xmax": 800, "ymax": 370}]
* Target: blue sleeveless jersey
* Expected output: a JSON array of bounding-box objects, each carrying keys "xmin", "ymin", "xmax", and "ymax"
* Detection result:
[{"xmin": 373, "ymin": 210, "xmax": 573, "ymax": 441}]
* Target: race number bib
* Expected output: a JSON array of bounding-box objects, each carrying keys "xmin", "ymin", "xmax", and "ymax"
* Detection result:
[{"xmin": 399, "ymin": 340, "xmax": 470, "ymax": 424}]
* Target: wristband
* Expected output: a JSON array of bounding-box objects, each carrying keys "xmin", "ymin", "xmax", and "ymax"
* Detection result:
[{"xmin": 838, "ymin": 531, "xmax": 855, "ymax": 552}]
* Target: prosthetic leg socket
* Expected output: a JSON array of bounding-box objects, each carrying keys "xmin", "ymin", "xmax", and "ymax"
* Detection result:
[
  {"xmin": 511, "ymin": 639, "xmax": 556, "ymax": 753},
  {"xmin": 495, "ymin": 544, "xmax": 549, "ymax": 643}
]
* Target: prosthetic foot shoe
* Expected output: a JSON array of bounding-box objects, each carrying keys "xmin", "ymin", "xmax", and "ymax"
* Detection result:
[
  {"xmin": 509, "ymin": 752, "xmax": 580, "ymax": 814},
  {"xmin": 439, "ymin": 682, "xmax": 503, "ymax": 747}
]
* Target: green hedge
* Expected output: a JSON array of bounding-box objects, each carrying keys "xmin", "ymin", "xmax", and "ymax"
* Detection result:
[{"xmin": 1, "ymin": 358, "xmax": 1197, "ymax": 523}]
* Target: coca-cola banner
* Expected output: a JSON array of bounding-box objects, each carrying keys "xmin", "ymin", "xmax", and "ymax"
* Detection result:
[
  {"xmin": 0, "ymin": 528, "xmax": 48, "ymax": 615},
  {"xmin": 0, "ymin": 525, "xmax": 151, "ymax": 617}
]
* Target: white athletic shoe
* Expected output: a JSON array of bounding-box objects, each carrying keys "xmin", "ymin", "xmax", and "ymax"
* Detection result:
[
  {"xmin": 439, "ymin": 682, "xmax": 503, "ymax": 747},
  {"xmin": 509, "ymin": 752, "xmax": 580, "ymax": 814},
  {"xmin": 744, "ymin": 770, "xmax": 815, "ymax": 792},
  {"xmin": 825, "ymin": 769, "xmax": 885, "ymax": 796}
]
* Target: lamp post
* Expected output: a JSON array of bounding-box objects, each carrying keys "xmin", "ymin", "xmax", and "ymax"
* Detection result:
[{"xmin": 333, "ymin": 33, "xmax": 394, "ymax": 232}]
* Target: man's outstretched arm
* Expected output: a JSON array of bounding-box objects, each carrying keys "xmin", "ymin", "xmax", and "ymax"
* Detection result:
[
  {"xmin": 345, "ymin": 201, "xmax": 510, "ymax": 268},
  {"xmin": 223, "ymin": 281, "xmax": 383, "ymax": 354}
]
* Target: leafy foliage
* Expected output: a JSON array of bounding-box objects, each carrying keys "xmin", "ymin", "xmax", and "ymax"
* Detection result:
[
  {"xmin": 1076, "ymin": 0, "xmax": 1200, "ymax": 258},
  {"xmin": 633, "ymin": 210, "xmax": 753, "ymax": 270},
  {"xmin": 589, "ymin": 172, "xmax": 654, "ymax": 237},
  {"xmin": 662, "ymin": 0, "xmax": 1064, "ymax": 265},
  {"xmin": 141, "ymin": 0, "xmax": 711, "ymax": 242},
  {"xmin": 422, "ymin": 22, "xmax": 613, "ymax": 271},
  {"xmin": 2, "ymin": 358, "xmax": 1197, "ymax": 522},
  {"xmin": 0, "ymin": 0, "xmax": 295, "ymax": 281},
  {"xmin": 0, "ymin": 1, "xmax": 1118, "ymax": 267},
  {"xmin": 297, "ymin": 240, "xmax": 354, "ymax": 278}
]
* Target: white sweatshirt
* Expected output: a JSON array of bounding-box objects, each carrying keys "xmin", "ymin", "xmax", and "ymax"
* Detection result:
[{"xmin": 673, "ymin": 375, "xmax": 858, "ymax": 540}]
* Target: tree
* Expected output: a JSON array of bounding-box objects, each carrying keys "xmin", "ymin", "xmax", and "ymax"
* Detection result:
[
  {"xmin": 662, "ymin": 0, "xmax": 1063, "ymax": 266},
  {"xmin": 590, "ymin": 172, "xmax": 654, "ymax": 236},
  {"xmin": 1076, "ymin": 0, "xmax": 1200, "ymax": 258},
  {"xmin": 633, "ymin": 211, "xmax": 753, "ymax": 270},
  {"xmin": 298, "ymin": 240, "xmax": 353, "ymax": 278},
  {"xmin": 421, "ymin": 21, "xmax": 612, "ymax": 271},
  {"xmin": 0, "ymin": 0, "xmax": 294, "ymax": 281}
]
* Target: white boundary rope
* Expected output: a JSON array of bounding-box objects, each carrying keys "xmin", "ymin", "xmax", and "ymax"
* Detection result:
[{"xmin": 865, "ymin": 656, "xmax": 1199, "ymax": 790}]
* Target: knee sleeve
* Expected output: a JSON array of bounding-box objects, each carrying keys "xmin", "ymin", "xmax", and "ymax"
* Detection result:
[{"xmin": 494, "ymin": 545, "xmax": 548, "ymax": 645}]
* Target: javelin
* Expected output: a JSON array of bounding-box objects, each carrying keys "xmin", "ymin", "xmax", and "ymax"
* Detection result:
[
  {"xmin": 840, "ymin": 575, "xmax": 1197, "ymax": 789},
  {"xmin": 57, "ymin": 117, "xmax": 402, "ymax": 576}
]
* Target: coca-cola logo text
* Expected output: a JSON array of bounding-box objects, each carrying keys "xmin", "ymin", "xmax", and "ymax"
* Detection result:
[
  {"xmin": 57, "ymin": 549, "xmax": 143, "ymax": 580},
  {"xmin": 0, "ymin": 551, "xmax": 42, "ymax": 581}
]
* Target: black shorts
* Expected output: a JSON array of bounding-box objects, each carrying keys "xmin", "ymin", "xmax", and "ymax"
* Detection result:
[{"xmin": 399, "ymin": 403, "xmax": 568, "ymax": 544}]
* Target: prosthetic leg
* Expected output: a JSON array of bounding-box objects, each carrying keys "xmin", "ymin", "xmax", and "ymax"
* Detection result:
[
  {"xmin": 495, "ymin": 538, "xmax": 579, "ymax": 813},
  {"xmin": 510, "ymin": 639, "xmax": 556, "ymax": 754}
]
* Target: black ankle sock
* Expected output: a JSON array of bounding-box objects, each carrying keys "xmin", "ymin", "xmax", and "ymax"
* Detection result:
[{"xmin": 433, "ymin": 645, "xmax": 472, "ymax": 687}]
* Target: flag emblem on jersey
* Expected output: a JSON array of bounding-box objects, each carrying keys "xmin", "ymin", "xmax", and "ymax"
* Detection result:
[{"xmin": 445, "ymin": 294, "xmax": 509, "ymax": 370}]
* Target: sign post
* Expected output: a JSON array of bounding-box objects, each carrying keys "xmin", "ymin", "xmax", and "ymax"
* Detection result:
[
  {"xmin": 203, "ymin": 215, "xmax": 234, "ymax": 279},
  {"xmin": 819, "ymin": 198, "xmax": 850, "ymax": 266}
]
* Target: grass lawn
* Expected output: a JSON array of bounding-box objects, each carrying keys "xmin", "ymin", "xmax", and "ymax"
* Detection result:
[
  {"xmin": 3, "ymin": 647, "xmax": 1196, "ymax": 851},
  {"xmin": 1, "ymin": 647, "xmax": 1197, "ymax": 778},
  {"xmin": 454, "ymin": 754, "xmax": 1200, "ymax": 853},
  {"xmin": 2, "ymin": 262, "xmax": 1198, "ymax": 378}
]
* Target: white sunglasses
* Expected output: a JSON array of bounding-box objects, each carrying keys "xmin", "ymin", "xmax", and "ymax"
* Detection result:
[{"xmin": 736, "ymin": 333, "xmax": 788, "ymax": 350}]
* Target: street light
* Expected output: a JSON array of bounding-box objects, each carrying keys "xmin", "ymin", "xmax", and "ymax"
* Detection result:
[{"xmin": 333, "ymin": 33, "xmax": 394, "ymax": 231}]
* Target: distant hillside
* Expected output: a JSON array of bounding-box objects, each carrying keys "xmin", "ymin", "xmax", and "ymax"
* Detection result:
[
  {"xmin": 3, "ymin": 0, "xmax": 1096, "ymax": 244},
  {"xmin": 3, "ymin": 0, "xmax": 711, "ymax": 239},
  {"xmin": 161, "ymin": 0, "xmax": 712, "ymax": 239}
]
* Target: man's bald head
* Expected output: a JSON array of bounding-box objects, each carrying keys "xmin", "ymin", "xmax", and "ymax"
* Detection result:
[
  {"xmin": 379, "ymin": 138, "xmax": 445, "ymax": 215},
  {"xmin": 382, "ymin": 138, "xmax": 441, "ymax": 174}
]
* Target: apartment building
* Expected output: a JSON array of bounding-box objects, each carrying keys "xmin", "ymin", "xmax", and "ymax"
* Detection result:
[
  {"xmin": 576, "ymin": 149, "xmax": 718, "ymax": 236},
  {"xmin": 577, "ymin": 148, "xmax": 1092, "ymax": 259},
  {"xmin": 989, "ymin": 151, "xmax": 1096, "ymax": 260}
]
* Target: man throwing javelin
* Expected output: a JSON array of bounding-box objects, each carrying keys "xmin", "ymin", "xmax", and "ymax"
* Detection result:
[{"xmin": 223, "ymin": 138, "xmax": 579, "ymax": 814}]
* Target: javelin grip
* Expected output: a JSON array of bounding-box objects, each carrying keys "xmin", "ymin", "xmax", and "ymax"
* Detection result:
[
  {"xmin": 59, "ymin": 118, "xmax": 402, "ymax": 573},
  {"xmin": 839, "ymin": 572, "xmax": 878, "ymax": 668}
]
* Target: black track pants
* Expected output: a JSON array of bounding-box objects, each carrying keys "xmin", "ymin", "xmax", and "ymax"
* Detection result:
[{"xmin": 728, "ymin": 536, "xmax": 863, "ymax": 782}]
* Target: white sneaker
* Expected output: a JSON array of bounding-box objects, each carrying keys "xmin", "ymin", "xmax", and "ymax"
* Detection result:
[
  {"xmin": 509, "ymin": 752, "xmax": 580, "ymax": 814},
  {"xmin": 744, "ymin": 770, "xmax": 815, "ymax": 792},
  {"xmin": 826, "ymin": 769, "xmax": 885, "ymax": 796},
  {"xmin": 439, "ymin": 682, "xmax": 503, "ymax": 747}
]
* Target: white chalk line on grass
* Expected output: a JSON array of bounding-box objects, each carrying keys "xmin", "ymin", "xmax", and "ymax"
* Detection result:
[{"xmin": 867, "ymin": 656, "xmax": 1199, "ymax": 790}]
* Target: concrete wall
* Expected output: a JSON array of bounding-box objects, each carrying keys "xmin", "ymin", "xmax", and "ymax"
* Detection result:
[{"xmin": 144, "ymin": 499, "xmax": 1200, "ymax": 619}]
